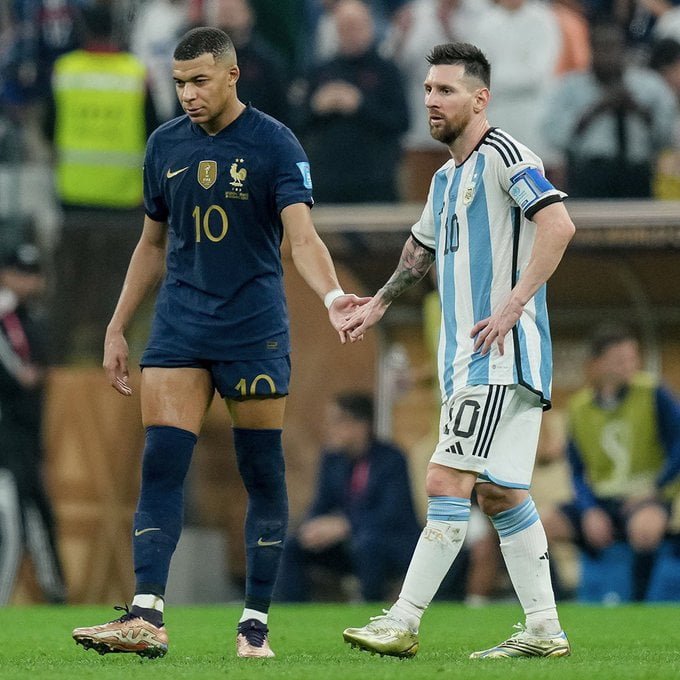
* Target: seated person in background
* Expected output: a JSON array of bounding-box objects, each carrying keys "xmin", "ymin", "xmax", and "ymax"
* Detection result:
[
  {"xmin": 544, "ymin": 324, "xmax": 680, "ymax": 601},
  {"xmin": 275, "ymin": 392, "xmax": 421, "ymax": 602}
]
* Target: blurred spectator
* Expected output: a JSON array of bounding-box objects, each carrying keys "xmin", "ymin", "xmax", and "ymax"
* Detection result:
[
  {"xmin": 543, "ymin": 21, "xmax": 677, "ymax": 197},
  {"xmin": 131, "ymin": 0, "xmax": 189, "ymax": 123},
  {"xmin": 306, "ymin": 0, "xmax": 407, "ymax": 67},
  {"xmin": 381, "ymin": 0, "xmax": 491, "ymax": 202},
  {"xmin": 0, "ymin": 0, "xmax": 82, "ymax": 161},
  {"xmin": 275, "ymin": 392, "xmax": 420, "ymax": 602},
  {"xmin": 46, "ymin": 3, "xmax": 152, "ymax": 208},
  {"xmin": 209, "ymin": 0, "xmax": 291, "ymax": 125},
  {"xmin": 297, "ymin": 0, "xmax": 409, "ymax": 203},
  {"xmin": 551, "ymin": 0, "xmax": 592, "ymax": 75},
  {"xmin": 0, "ymin": 243, "xmax": 66, "ymax": 605},
  {"xmin": 649, "ymin": 37, "xmax": 680, "ymax": 196},
  {"xmin": 543, "ymin": 324, "xmax": 680, "ymax": 602},
  {"xmin": 468, "ymin": 0, "xmax": 562, "ymax": 171}
]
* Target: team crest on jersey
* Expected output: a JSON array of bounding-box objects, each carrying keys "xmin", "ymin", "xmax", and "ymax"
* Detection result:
[
  {"xmin": 229, "ymin": 158, "xmax": 247, "ymax": 188},
  {"xmin": 463, "ymin": 176, "xmax": 477, "ymax": 205},
  {"xmin": 198, "ymin": 160, "xmax": 217, "ymax": 189}
]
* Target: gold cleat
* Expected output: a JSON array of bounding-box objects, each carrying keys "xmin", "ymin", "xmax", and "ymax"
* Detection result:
[
  {"xmin": 72, "ymin": 606, "xmax": 168, "ymax": 658},
  {"xmin": 236, "ymin": 619, "xmax": 275, "ymax": 658},
  {"xmin": 343, "ymin": 612, "xmax": 419, "ymax": 658},
  {"xmin": 470, "ymin": 624, "xmax": 571, "ymax": 659}
]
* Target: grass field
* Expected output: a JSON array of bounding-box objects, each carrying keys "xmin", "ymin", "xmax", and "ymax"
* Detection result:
[{"xmin": 1, "ymin": 602, "xmax": 678, "ymax": 679}]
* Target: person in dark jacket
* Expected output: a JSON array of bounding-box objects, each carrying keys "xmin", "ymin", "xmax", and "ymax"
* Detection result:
[
  {"xmin": 0, "ymin": 243, "xmax": 66, "ymax": 605},
  {"xmin": 297, "ymin": 0, "xmax": 410, "ymax": 203},
  {"xmin": 276, "ymin": 392, "xmax": 421, "ymax": 602}
]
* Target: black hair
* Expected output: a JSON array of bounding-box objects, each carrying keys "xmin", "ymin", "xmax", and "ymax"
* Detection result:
[
  {"xmin": 334, "ymin": 392, "xmax": 374, "ymax": 425},
  {"xmin": 649, "ymin": 38, "xmax": 680, "ymax": 72},
  {"xmin": 173, "ymin": 27, "xmax": 235, "ymax": 62},
  {"xmin": 81, "ymin": 4, "xmax": 114, "ymax": 40},
  {"xmin": 589, "ymin": 323, "xmax": 638, "ymax": 358},
  {"xmin": 426, "ymin": 42, "xmax": 491, "ymax": 88}
]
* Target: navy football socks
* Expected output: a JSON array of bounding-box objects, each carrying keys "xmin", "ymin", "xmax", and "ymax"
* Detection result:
[
  {"xmin": 233, "ymin": 427, "xmax": 288, "ymax": 614},
  {"xmin": 133, "ymin": 425, "xmax": 197, "ymax": 597}
]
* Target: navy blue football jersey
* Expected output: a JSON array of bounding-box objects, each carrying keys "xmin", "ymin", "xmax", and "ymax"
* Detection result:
[{"xmin": 141, "ymin": 105, "xmax": 313, "ymax": 362}]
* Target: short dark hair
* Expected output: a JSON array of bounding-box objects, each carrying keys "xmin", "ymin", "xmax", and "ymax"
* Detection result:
[
  {"xmin": 649, "ymin": 38, "xmax": 680, "ymax": 72},
  {"xmin": 334, "ymin": 392, "xmax": 374, "ymax": 425},
  {"xmin": 174, "ymin": 27, "xmax": 235, "ymax": 62},
  {"xmin": 426, "ymin": 42, "xmax": 491, "ymax": 88},
  {"xmin": 589, "ymin": 323, "xmax": 638, "ymax": 358}
]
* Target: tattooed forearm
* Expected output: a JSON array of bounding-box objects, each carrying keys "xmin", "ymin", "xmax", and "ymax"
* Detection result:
[{"xmin": 379, "ymin": 236, "xmax": 435, "ymax": 304}]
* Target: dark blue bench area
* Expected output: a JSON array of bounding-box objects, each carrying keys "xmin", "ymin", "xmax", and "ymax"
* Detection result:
[{"xmin": 579, "ymin": 540, "xmax": 680, "ymax": 603}]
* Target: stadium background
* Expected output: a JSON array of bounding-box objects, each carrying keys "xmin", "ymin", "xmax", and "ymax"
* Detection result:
[{"xmin": 2, "ymin": 0, "xmax": 680, "ymax": 605}]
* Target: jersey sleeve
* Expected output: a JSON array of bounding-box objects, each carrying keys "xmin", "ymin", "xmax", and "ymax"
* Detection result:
[
  {"xmin": 143, "ymin": 131, "xmax": 169, "ymax": 222},
  {"xmin": 410, "ymin": 177, "xmax": 437, "ymax": 252},
  {"xmin": 495, "ymin": 142, "xmax": 566, "ymax": 221},
  {"xmin": 270, "ymin": 125, "xmax": 314, "ymax": 213}
]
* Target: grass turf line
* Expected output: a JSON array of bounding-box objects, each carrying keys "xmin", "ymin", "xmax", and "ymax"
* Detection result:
[{"xmin": 0, "ymin": 602, "xmax": 678, "ymax": 679}]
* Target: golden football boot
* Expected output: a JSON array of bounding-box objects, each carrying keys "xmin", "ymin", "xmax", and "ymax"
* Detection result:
[
  {"xmin": 72, "ymin": 605, "xmax": 168, "ymax": 658},
  {"xmin": 470, "ymin": 624, "xmax": 571, "ymax": 659},
  {"xmin": 343, "ymin": 612, "xmax": 419, "ymax": 658}
]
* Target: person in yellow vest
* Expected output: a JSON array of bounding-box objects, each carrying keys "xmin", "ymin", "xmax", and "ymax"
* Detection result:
[
  {"xmin": 49, "ymin": 4, "xmax": 153, "ymax": 208},
  {"xmin": 544, "ymin": 324, "xmax": 680, "ymax": 601}
]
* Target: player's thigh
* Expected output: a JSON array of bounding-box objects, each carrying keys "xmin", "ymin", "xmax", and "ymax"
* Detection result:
[
  {"xmin": 212, "ymin": 356, "xmax": 290, "ymax": 430},
  {"xmin": 226, "ymin": 396, "xmax": 287, "ymax": 429},
  {"xmin": 141, "ymin": 367, "xmax": 214, "ymax": 435}
]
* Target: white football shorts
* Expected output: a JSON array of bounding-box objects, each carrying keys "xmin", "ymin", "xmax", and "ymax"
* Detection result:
[{"xmin": 430, "ymin": 383, "xmax": 542, "ymax": 489}]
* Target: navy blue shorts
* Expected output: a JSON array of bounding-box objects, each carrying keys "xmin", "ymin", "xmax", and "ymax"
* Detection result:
[{"xmin": 140, "ymin": 353, "xmax": 291, "ymax": 400}]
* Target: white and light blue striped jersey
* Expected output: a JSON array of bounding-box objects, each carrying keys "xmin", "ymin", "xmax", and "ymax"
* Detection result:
[{"xmin": 411, "ymin": 127, "xmax": 566, "ymax": 407}]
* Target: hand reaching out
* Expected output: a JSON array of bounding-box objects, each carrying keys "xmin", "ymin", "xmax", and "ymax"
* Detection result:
[
  {"xmin": 340, "ymin": 295, "xmax": 389, "ymax": 341},
  {"xmin": 328, "ymin": 294, "xmax": 371, "ymax": 343}
]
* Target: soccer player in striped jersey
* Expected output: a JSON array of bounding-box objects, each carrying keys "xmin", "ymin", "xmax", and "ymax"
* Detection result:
[
  {"xmin": 71, "ymin": 27, "xmax": 367, "ymax": 660},
  {"xmin": 342, "ymin": 42, "xmax": 575, "ymax": 659}
]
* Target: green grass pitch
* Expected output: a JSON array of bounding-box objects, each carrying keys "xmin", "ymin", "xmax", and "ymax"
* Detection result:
[{"xmin": 1, "ymin": 602, "xmax": 678, "ymax": 679}]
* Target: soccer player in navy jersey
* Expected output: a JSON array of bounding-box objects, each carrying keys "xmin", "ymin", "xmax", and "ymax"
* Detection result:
[
  {"xmin": 342, "ymin": 43, "xmax": 576, "ymax": 659},
  {"xmin": 72, "ymin": 26, "xmax": 366, "ymax": 659}
]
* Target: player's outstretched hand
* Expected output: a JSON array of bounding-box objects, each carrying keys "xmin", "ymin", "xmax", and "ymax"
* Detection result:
[
  {"xmin": 470, "ymin": 296, "xmax": 524, "ymax": 356},
  {"xmin": 328, "ymin": 294, "xmax": 371, "ymax": 344},
  {"xmin": 103, "ymin": 328, "xmax": 133, "ymax": 396},
  {"xmin": 341, "ymin": 295, "xmax": 388, "ymax": 341}
]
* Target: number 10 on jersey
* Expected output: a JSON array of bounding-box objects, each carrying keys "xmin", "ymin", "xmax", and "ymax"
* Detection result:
[{"xmin": 193, "ymin": 204, "xmax": 229, "ymax": 242}]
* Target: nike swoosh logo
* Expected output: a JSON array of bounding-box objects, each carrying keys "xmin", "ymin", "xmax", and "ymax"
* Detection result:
[
  {"xmin": 166, "ymin": 166, "xmax": 189, "ymax": 179},
  {"xmin": 134, "ymin": 527, "xmax": 161, "ymax": 536},
  {"xmin": 257, "ymin": 538, "xmax": 282, "ymax": 547}
]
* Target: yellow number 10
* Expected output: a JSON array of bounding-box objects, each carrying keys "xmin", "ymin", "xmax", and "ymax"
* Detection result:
[
  {"xmin": 235, "ymin": 374, "xmax": 276, "ymax": 396},
  {"xmin": 193, "ymin": 204, "xmax": 229, "ymax": 242}
]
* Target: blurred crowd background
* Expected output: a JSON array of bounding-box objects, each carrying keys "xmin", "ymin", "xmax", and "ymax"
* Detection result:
[{"xmin": 1, "ymin": 0, "xmax": 680, "ymax": 608}]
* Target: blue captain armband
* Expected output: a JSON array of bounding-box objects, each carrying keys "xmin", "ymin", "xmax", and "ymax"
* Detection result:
[{"xmin": 508, "ymin": 167, "xmax": 558, "ymax": 213}]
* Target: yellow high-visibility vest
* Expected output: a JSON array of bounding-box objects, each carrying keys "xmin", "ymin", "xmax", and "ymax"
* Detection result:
[{"xmin": 53, "ymin": 50, "xmax": 147, "ymax": 208}]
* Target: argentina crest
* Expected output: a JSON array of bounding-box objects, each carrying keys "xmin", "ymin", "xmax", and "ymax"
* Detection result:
[{"xmin": 198, "ymin": 160, "xmax": 217, "ymax": 189}]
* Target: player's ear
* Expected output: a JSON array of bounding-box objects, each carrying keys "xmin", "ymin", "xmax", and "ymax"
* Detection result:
[
  {"xmin": 229, "ymin": 64, "xmax": 240, "ymax": 87},
  {"xmin": 472, "ymin": 86, "xmax": 490, "ymax": 113}
]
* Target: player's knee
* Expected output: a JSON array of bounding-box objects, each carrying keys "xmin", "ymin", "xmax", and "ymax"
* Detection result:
[
  {"xmin": 141, "ymin": 425, "xmax": 196, "ymax": 496},
  {"xmin": 234, "ymin": 428, "xmax": 285, "ymax": 495},
  {"xmin": 476, "ymin": 484, "xmax": 527, "ymax": 517},
  {"xmin": 424, "ymin": 465, "xmax": 471, "ymax": 497}
]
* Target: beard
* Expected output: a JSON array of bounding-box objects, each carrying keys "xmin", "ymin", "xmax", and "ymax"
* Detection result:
[{"xmin": 428, "ymin": 113, "xmax": 468, "ymax": 146}]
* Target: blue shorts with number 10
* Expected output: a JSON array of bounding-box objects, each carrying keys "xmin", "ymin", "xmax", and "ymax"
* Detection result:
[{"xmin": 140, "ymin": 351, "xmax": 291, "ymax": 400}]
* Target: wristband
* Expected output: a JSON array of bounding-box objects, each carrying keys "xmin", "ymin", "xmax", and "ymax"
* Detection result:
[{"xmin": 324, "ymin": 288, "xmax": 345, "ymax": 309}]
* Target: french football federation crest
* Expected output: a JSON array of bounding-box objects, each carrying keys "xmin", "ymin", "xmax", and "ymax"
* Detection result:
[
  {"xmin": 230, "ymin": 158, "xmax": 247, "ymax": 188},
  {"xmin": 198, "ymin": 160, "xmax": 217, "ymax": 189}
]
